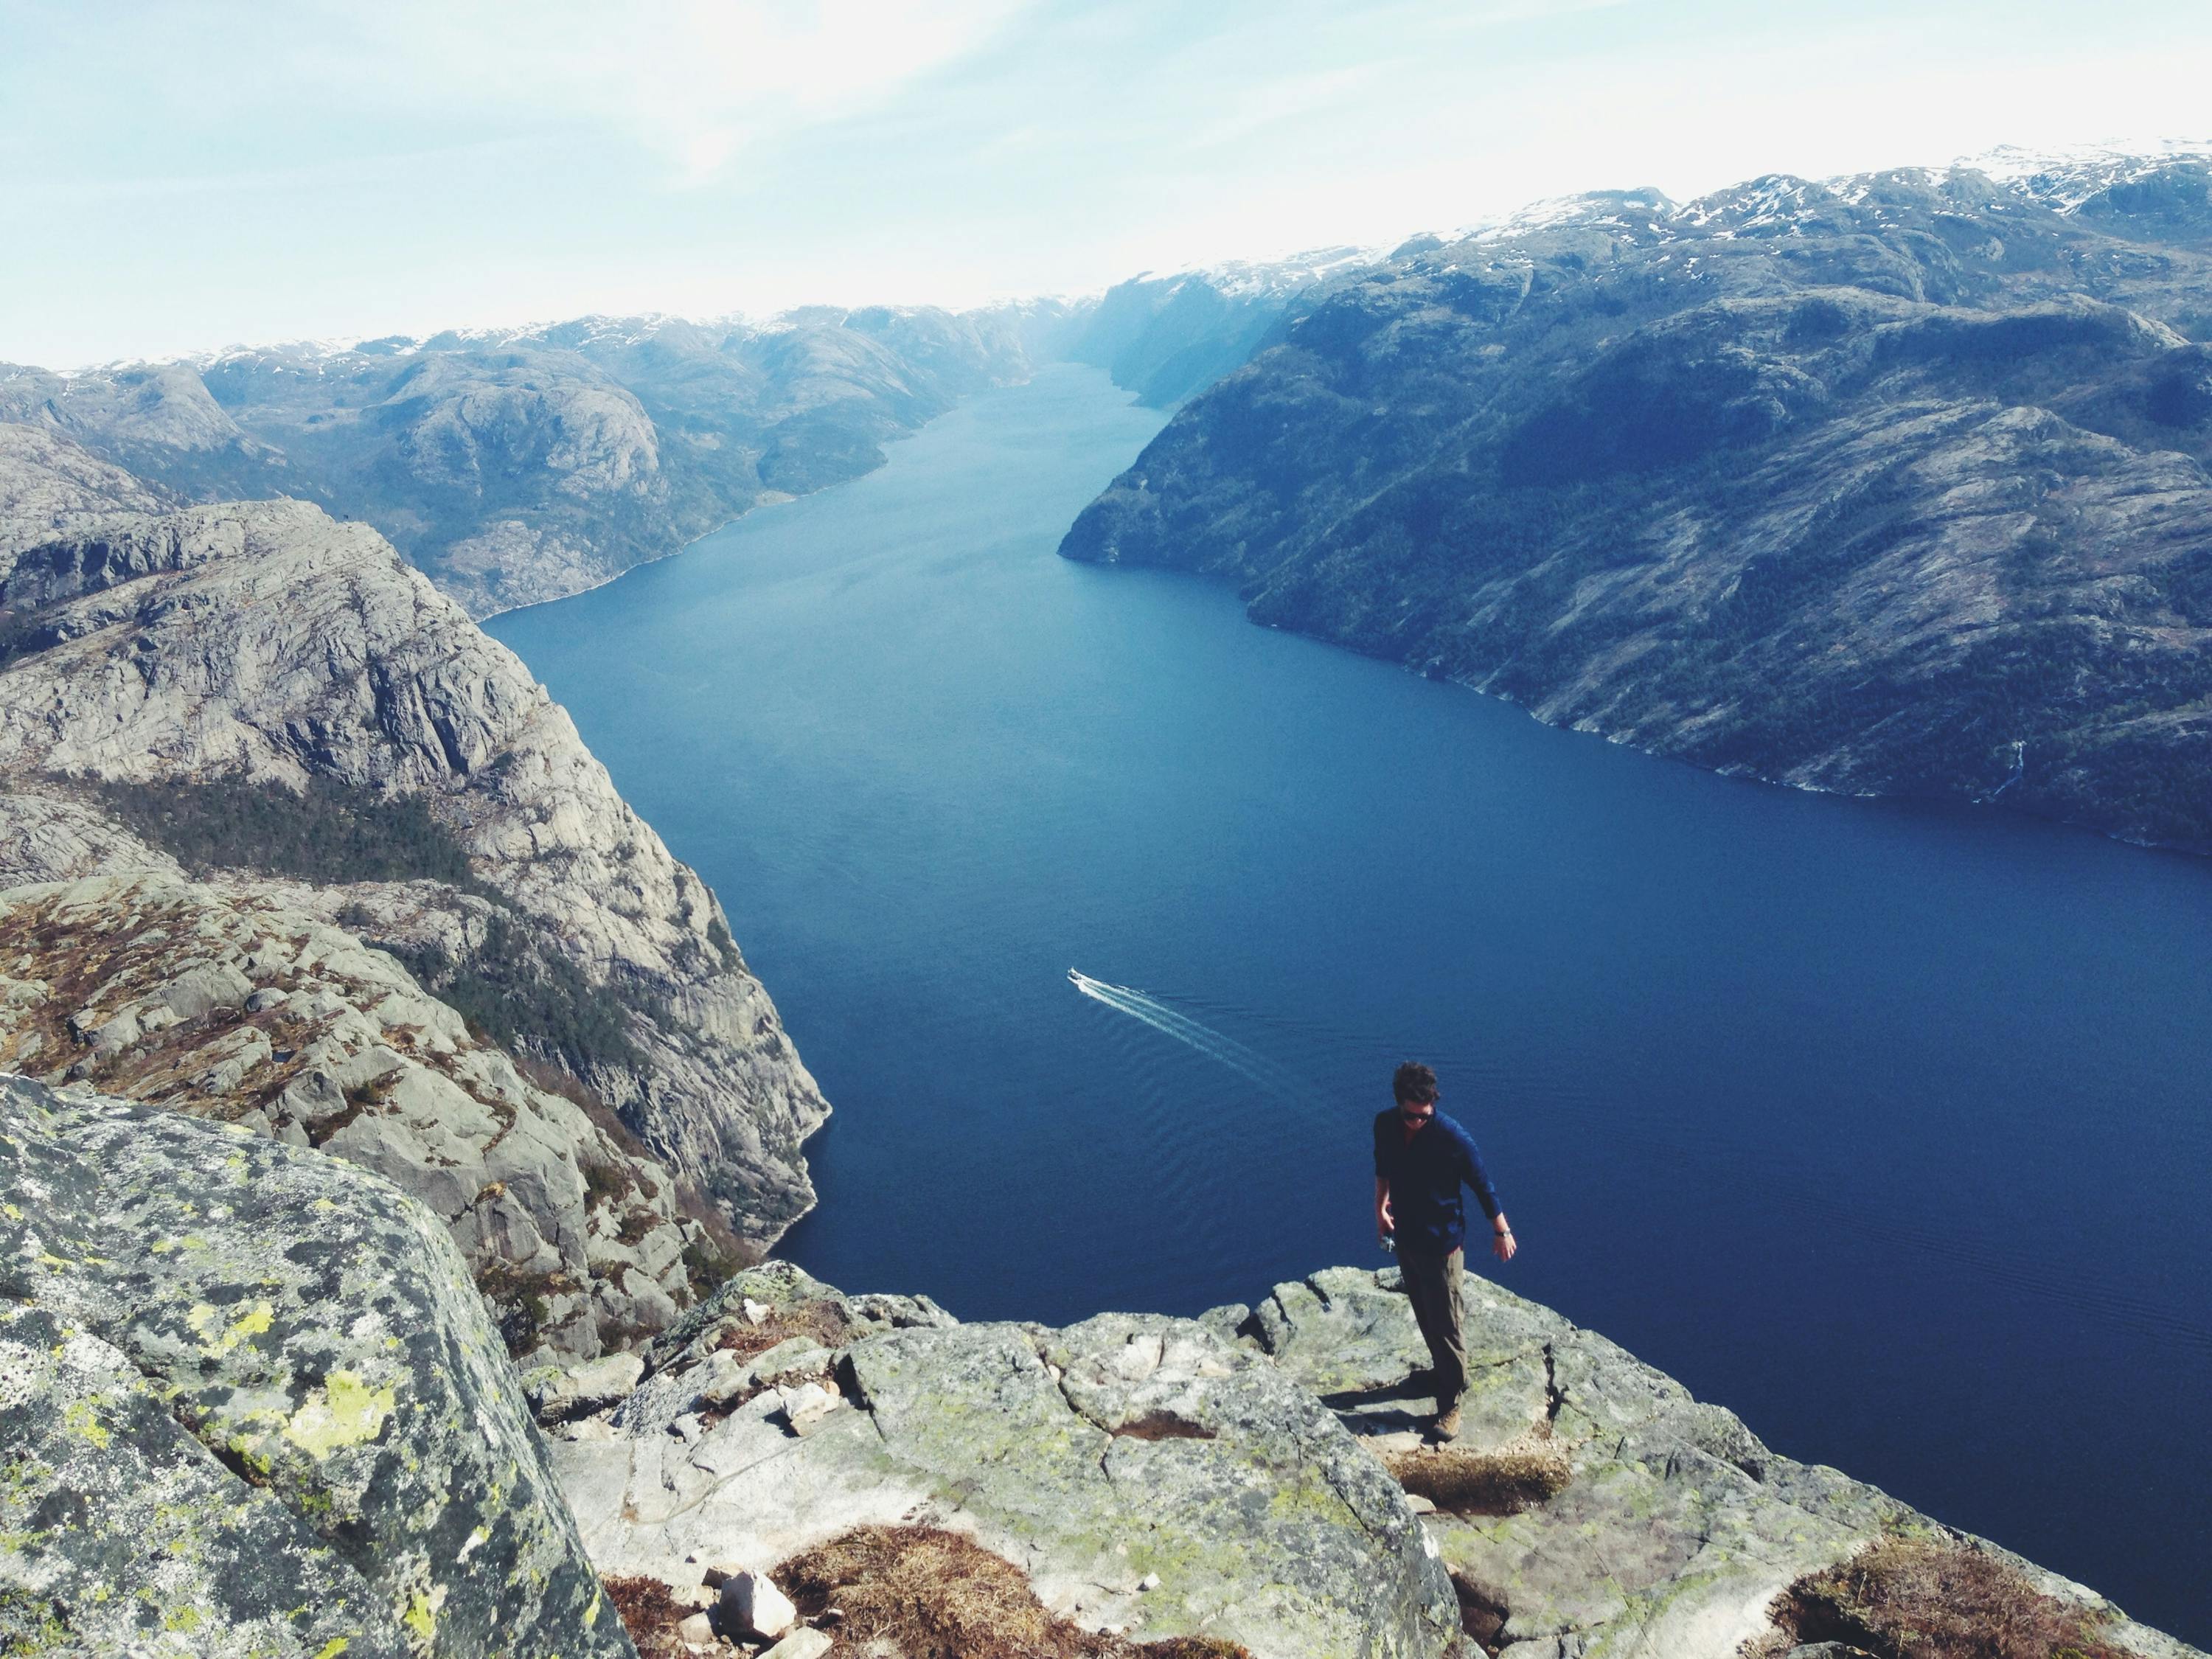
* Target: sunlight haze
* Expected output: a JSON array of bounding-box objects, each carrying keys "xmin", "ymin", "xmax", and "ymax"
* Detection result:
[{"xmin": 5, "ymin": 0, "xmax": 2211, "ymax": 363}]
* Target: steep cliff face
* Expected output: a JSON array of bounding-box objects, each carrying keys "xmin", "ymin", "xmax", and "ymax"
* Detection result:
[
  {"xmin": 0, "ymin": 425, "xmax": 828, "ymax": 1356},
  {"xmin": 4, "ymin": 301, "xmax": 1071, "ymax": 616},
  {"xmin": 0, "ymin": 1074, "xmax": 634, "ymax": 1658},
  {"xmin": 1062, "ymin": 152, "xmax": 2212, "ymax": 850}
]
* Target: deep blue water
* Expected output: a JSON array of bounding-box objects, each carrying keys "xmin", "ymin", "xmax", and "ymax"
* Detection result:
[{"xmin": 490, "ymin": 363, "xmax": 2212, "ymax": 1641}]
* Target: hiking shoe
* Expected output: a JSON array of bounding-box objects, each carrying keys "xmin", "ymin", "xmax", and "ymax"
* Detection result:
[{"xmin": 1430, "ymin": 1405, "xmax": 1463, "ymax": 1441}]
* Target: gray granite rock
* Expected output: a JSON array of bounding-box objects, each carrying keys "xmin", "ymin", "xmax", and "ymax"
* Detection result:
[
  {"xmin": 530, "ymin": 1352, "xmax": 649, "ymax": 1423},
  {"xmin": 0, "ymin": 1072, "xmax": 633, "ymax": 1657},
  {"xmin": 1248, "ymin": 1265, "xmax": 2200, "ymax": 1659},
  {"xmin": 554, "ymin": 1264, "xmax": 1461, "ymax": 1658},
  {"xmin": 0, "ymin": 424, "xmax": 167, "ymax": 566}
]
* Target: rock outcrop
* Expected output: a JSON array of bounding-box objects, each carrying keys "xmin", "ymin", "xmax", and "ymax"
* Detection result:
[
  {"xmin": 0, "ymin": 424, "xmax": 167, "ymax": 562},
  {"xmin": 546, "ymin": 1261, "xmax": 2203, "ymax": 1659},
  {"xmin": 1240, "ymin": 1267, "xmax": 2197, "ymax": 1658},
  {"xmin": 0, "ymin": 1073, "xmax": 633, "ymax": 1658},
  {"xmin": 548, "ymin": 1262, "xmax": 1462, "ymax": 1659},
  {"xmin": 7, "ymin": 1058, "xmax": 2196, "ymax": 1657},
  {"xmin": 1062, "ymin": 150, "xmax": 2212, "ymax": 852}
]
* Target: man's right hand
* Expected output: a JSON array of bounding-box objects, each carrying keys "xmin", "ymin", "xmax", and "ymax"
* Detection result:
[{"xmin": 1376, "ymin": 1194, "xmax": 1394, "ymax": 1243}]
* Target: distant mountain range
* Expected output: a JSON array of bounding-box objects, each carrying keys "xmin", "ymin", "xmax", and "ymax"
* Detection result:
[
  {"xmin": 15, "ymin": 145, "xmax": 2211, "ymax": 853},
  {"xmin": 0, "ymin": 305, "xmax": 1074, "ymax": 615},
  {"xmin": 0, "ymin": 248, "xmax": 1368, "ymax": 618},
  {"xmin": 1064, "ymin": 245, "xmax": 1377, "ymax": 406},
  {"xmin": 1063, "ymin": 145, "xmax": 2212, "ymax": 852}
]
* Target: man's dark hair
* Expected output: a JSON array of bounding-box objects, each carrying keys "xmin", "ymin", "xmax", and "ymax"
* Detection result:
[{"xmin": 1393, "ymin": 1062, "xmax": 1439, "ymax": 1105}]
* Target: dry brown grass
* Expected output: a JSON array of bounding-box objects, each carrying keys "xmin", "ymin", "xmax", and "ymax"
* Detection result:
[
  {"xmin": 1383, "ymin": 1445, "xmax": 1571, "ymax": 1516},
  {"xmin": 775, "ymin": 1525, "xmax": 1251, "ymax": 1659},
  {"xmin": 715, "ymin": 1297, "xmax": 857, "ymax": 1363},
  {"xmin": 601, "ymin": 1573, "xmax": 690, "ymax": 1659},
  {"xmin": 1775, "ymin": 1538, "xmax": 2129, "ymax": 1659}
]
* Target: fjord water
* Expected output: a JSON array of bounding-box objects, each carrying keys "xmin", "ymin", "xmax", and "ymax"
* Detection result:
[{"xmin": 490, "ymin": 364, "xmax": 2212, "ymax": 1638}]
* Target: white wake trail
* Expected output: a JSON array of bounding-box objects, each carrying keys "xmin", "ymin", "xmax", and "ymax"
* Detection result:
[{"xmin": 1068, "ymin": 970, "xmax": 1314, "ymax": 1099}]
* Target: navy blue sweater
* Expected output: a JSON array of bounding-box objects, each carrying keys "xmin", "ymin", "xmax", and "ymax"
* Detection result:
[{"xmin": 1372, "ymin": 1109, "xmax": 1503, "ymax": 1255}]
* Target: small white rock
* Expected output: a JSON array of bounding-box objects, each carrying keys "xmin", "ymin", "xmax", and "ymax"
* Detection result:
[
  {"xmin": 778, "ymin": 1380, "xmax": 841, "ymax": 1436},
  {"xmin": 721, "ymin": 1570, "xmax": 798, "ymax": 1640},
  {"xmin": 742, "ymin": 1296, "xmax": 772, "ymax": 1326},
  {"xmin": 675, "ymin": 1611, "xmax": 716, "ymax": 1644},
  {"xmin": 1136, "ymin": 1572, "xmax": 1160, "ymax": 1592},
  {"xmin": 759, "ymin": 1630, "xmax": 833, "ymax": 1659}
]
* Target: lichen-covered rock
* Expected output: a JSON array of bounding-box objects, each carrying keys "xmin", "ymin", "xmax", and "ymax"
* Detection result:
[
  {"xmin": 1247, "ymin": 1267, "xmax": 2201, "ymax": 1659},
  {"xmin": 527, "ymin": 1352, "xmax": 647, "ymax": 1424},
  {"xmin": 0, "ymin": 873, "xmax": 702, "ymax": 1360},
  {"xmin": 0, "ymin": 1073, "xmax": 633, "ymax": 1658},
  {"xmin": 551, "ymin": 1263, "xmax": 1461, "ymax": 1659}
]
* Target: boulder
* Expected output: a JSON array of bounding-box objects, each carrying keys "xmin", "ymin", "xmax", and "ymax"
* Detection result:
[
  {"xmin": 720, "ymin": 1568, "xmax": 798, "ymax": 1638},
  {"xmin": 529, "ymin": 1352, "xmax": 649, "ymax": 1423},
  {"xmin": 0, "ymin": 1074, "xmax": 633, "ymax": 1657}
]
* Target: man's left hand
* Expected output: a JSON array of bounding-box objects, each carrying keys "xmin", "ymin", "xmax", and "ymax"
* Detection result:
[{"xmin": 1491, "ymin": 1226, "xmax": 1517, "ymax": 1264}]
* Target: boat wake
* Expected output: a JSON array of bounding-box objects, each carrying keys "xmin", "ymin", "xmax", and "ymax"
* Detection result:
[{"xmin": 1067, "ymin": 969, "xmax": 1315, "ymax": 1100}]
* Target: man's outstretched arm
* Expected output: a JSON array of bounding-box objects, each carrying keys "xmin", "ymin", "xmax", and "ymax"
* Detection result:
[
  {"xmin": 1457, "ymin": 1132, "xmax": 1516, "ymax": 1263},
  {"xmin": 1374, "ymin": 1175, "xmax": 1394, "ymax": 1242}
]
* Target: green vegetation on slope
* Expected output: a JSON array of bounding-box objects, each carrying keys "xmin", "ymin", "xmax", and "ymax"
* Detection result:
[{"xmin": 95, "ymin": 773, "xmax": 477, "ymax": 886}]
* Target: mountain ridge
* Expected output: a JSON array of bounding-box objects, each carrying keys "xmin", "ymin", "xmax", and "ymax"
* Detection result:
[
  {"xmin": 0, "ymin": 300, "xmax": 1082, "ymax": 617},
  {"xmin": 1061, "ymin": 146, "xmax": 2212, "ymax": 852}
]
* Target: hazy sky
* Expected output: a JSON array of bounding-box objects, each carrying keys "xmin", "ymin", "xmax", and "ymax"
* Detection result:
[{"xmin": 5, "ymin": 0, "xmax": 2210, "ymax": 366}]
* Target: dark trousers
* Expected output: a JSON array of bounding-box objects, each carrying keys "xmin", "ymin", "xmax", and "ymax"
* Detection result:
[{"xmin": 1399, "ymin": 1244, "xmax": 1468, "ymax": 1411}]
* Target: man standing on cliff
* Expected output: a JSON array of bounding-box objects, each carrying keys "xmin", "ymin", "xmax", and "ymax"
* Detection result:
[{"xmin": 1374, "ymin": 1061, "xmax": 1514, "ymax": 1441}]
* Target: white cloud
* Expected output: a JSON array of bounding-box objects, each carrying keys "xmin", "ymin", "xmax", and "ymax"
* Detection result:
[{"xmin": 304, "ymin": 0, "xmax": 1038, "ymax": 185}]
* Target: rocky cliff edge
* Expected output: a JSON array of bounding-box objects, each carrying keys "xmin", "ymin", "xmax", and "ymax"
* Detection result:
[{"xmin": 534, "ymin": 1261, "xmax": 2202, "ymax": 1659}]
